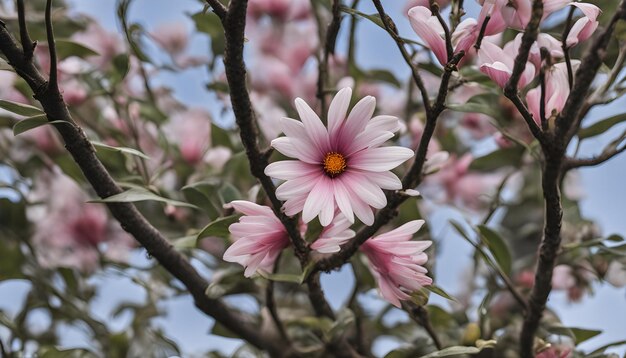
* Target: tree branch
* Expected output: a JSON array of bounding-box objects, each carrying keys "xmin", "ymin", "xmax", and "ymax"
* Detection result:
[
  {"xmin": 519, "ymin": 150, "xmax": 563, "ymax": 358},
  {"xmin": 316, "ymin": 0, "xmax": 342, "ymax": 113},
  {"xmin": 402, "ymin": 302, "xmax": 443, "ymax": 350},
  {"xmin": 205, "ymin": 0, "xmax": 227, "ymax": 20},
  {"xmin": 16, "ymin": 0, "xmax": 35, "ymax": 58},
  {"xmin": 564, "ymin": 131, "xmax": 626, "ymax": 170},
  {"xmin": 221, "ymin": 0, "xmax": 309, "ymax": 260},
  {"xmin": 371, "ymin": 0, "xmax": 431, "ymax": 113},
  {"xmin": 0, "ymin": 10, "xmax": 285, "ymax": 357},
  {"xmin": 503, "ymin": 0, "xmax": 544, "ymax": 142},
  {"xmin": 559, "ymin": 0, "xmax": 626, "ymax": 144}
]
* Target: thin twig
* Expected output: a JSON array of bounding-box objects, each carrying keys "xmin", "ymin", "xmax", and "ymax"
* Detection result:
[
  {"xmin": 221, "ymin": 0, "xmax": 309, "ymax": 260},
  {"xmin": 565, "ymin": 131, "xmax": 626, "ymax": 170},
  {"xmin": 539, "ymin": 48, "xmax": 549, "ymax": 131},
  {"xmin": 473, "ymin": 15, "xmax": 490, "ymax": 51},
  {"xmin": 205, "ymin": 0, "xmax": 227, "ymax": 20},
  {"xmin": 561, "ymin": 7, "xmax": 576, "ymax": 88},
  {"xmin": 16, "ymin": 0, "xmax": 35, "ymax": 58},
  {"xmin": 45, "ymin": 0, "xmax": 58, "ymax": 92},
  {"xmin": 266, "ymin": 257, "xmax": 289, "ymax": 341},
  {"xmin": 371, "ymin": 0, "xmax": 431, "ymax": 113},
  {"xmin": 503, "ymin": 0, "xmax": 544, "ymax": 143},
  {"xmin": 431, "ymin": 3, "xmax": 453, "ymax": 61},
  {"xmin": 317, "ymin": 0, "xmax": 342, "ymax": 114},
  {"xmin": 402, "ymin": 302, "xmax": 443, "ymax": 350}
]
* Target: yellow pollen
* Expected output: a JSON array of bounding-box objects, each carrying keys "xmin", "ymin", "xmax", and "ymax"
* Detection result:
[{"xmin": 323, "ymin": 152, "xmax": 347, "ymax": 177}]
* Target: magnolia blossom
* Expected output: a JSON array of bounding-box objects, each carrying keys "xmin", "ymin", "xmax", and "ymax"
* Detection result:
[
  {"xmin": 552, "ymin": 265, "xmax": 577, "ymax": 290},
  {"xmin": 360, "ymin": 220, "xmax": 432, "ymax": 307},
  {"xmin": 223, "ymin": 201, "xmax": 290, "ymax": 277},
  {"xmin": 565, "ymin": 3, "xmax": 601, "ymax": 47},
  {"xmin": 72, "ymin": 21, "xmax": 123, "ymax": 70},
  {"xmin": 536, "ymin": 347, "xmax": 571, "ymax": 358},
  {"xmin": 28, "ymin": 172, "xmax": 132, "ymax": 272},
  {"xmin": 527, "ymin": 62, "xmax": 578, "ymax": 124},
  {"xmin": 311, "ymin": 213, "xmax": 356, "ymax": 253},
  {"xmin": 223, "ymin": 201, "xmax": 354, "ymax": 275},
  {"xmin": 265, "ymin": 87, "xmax": 414, "ymax": 226},
  {"xmin": 478, "ymin": 41, "xmax": 535, "ymax": 88},
  {"xmin": 248, "ymin": 0, "xmax": 311, "ymax": 20}
]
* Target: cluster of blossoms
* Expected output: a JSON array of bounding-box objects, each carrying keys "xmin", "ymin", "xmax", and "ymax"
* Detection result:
[
  {"xmin": 27, "ymin": 171, "xmax": 133, "ymax": 272},
  {"xmin": 223, "ymin": 88, "xmax": 434, "ymax": 306},
  {"xmin": 409, "ymin": 0, "xmax": 599, "ymax": 124}
]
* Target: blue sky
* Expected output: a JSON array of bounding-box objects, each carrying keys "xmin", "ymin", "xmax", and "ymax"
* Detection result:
[{"xmin": 0, "ymin": 0, "xmax": 624, "ymax": 355}]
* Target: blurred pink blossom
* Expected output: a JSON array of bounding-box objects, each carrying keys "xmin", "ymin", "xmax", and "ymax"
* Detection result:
[
  {"xmin": 527, "ymin": 62, "xmax": 577, "ymax": 124},
  {"xmin": 28, "ymin": 172, "xmax": 132, "ymax": 272},
  {"xmin": 360, "ymin": 220, "xmax": 432, "ymax": 307}
]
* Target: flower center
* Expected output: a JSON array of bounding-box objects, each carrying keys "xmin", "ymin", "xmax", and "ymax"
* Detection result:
[{"xmin": 323, "ymin": 152, "xmax": 347, "ymax": 177}]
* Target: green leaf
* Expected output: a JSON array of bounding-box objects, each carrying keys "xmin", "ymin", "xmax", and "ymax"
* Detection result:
[
  {"xmin": 38, "ymin": 347, "xmax": 99, "ymax": 358},
  {"xmin": 91, "ymin": 188, "xmax": 198, "ymax": 208},
  {"xmin": 570, "ymin": 327, "xmax": 602, "ymax": 345},
  {"xmin": 197, "ymin": 215, "xmax": 240, "ymax": 239},
  {"xmin": 546, "ymin": 325, "xmax": 602, "ymax": 345},
  {"xmin": 425, "ymin": 285, "xmax": 458, "ymax": 303},
  {"xmin": 578, "ymin": 113, "xmax": 626, "ymax": 139},
  {"xmin": 417, "ymin": 346, "xmax": 481, "ymax": 358},
  {"xmin": 211, "ymin": 321, "xmax": 240, "ymax": 338},
  {"xmin": 55, "ymin": 39, "xmax": 99, "ymax": 60},
  {"xmin": 0, "ymin": 99, "xmax": 44, "ymax": 116},
  {"xmin": 92, "ymin": 141, "xmax": 150, "ymax": 159},
  {"xmin": 328, "ymin": 308, "xmax": 355, "ymax": 339},
  {"xmin": 447, "ymin": 93, "xmax": 502, "ymax": 119},
  {"xmin": 469, "ymin": 146, "xmax": 525, "ymax": 171},
  {"xmin": 259, "ymin": 272, "xmax": 304, "ymax": 284},
  {"xmin": 362, "ymin": 69, "xmax": 402, "ymax": 87},
  {"xmin": 477, "ymin": 225, "xmax": 512, "ymax": 275},
  {"xmin": 172, "ymin": 235, "xmax": 198, "ymax": 250},
  {"xmin": 13, "ymin": 115, "xmax": 69, "ymax": 136},
  {"xmin": 340, "ymin": 6, "xmax": 384, "ymax": 28}
]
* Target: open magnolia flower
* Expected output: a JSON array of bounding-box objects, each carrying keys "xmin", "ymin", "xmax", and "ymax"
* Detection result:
[
  {"xmin": 360, "ymin": 220, "xmax": 433, "ymax": 307},
  {"xmin": 223, "ymin": 201, "xmax": 355, "ymax": 276},
  {"xmin": 265, "ymin": 87, "xmax": 413, "ymax": 226}
]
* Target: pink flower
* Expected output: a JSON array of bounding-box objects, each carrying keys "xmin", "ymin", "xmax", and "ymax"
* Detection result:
[
  {"xmin": 536, "ymin": 347, "xmax": 571, "ymax": 358},
  {"xmin": 408, "ymin": 6, "xmax": 449, "ymax": 65},
  {"xmin": 71, "ymin": 21, "xmax": 123, "ymax": 70},
  {"xmin": 150, "ymin": 22, "xmax": 189, "ymax": 55},
  {"xmin": 565, "ymin": 3, "xmax": 601, "ymax": 47},
  {"xmin": 248, "ymin": 0, "xmax": 311, "ymax": 21},
  {"xmin": 360, "ymin": 220, "xmax": 433, "ymax": 307},
  {"xmin": 527, "ymin": 62, "xmax": 576, "ymax": 124},
  {"xmin": 478, "ymin": 41, "xmax": 535, "ymax": 88},
  {"xmin": 552, "ymin": 265, "xmax": 576, "ymax": 290},
  {"xmin": 311, "ymin": 214, "xmax": 356, "ymax": 253},
  {"xmin": 28, "ymin": 172, "xmax": 132, "ymax": 272},
  {"xmin": 265, "ymin": 87, "xmax": 414, "ymax": 226},
  {"xmin": 223, "ymin": 201, "xmax": 290, "ymax": 277},
  {"xmin": 164, "ymin": 108, "xmax": 212, "ymax": 165}
]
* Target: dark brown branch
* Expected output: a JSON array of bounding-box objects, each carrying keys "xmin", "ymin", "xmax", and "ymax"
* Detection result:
[
  {"xmin": 518, "ymin": 2, "xmax": 626, "ymax": 356},
  {"xmin": 0, "ymin": 13, "xmax": 285, "ymax": 357},
  {"xmin": 266, "ymin": 257, "xmax": 289, "ymax": 341},
  {"xmin": 371, "ymin": 0, "xmax": 431, "ymax": 113},
  {"xmin": 221, "ymin": 0, "xmax": 309, "ymax": 260},
  {"xmin": 431, "ymin": 3, "xmax": 453, "ymax": 61},
  {"xmin": 539, "ymin": 48, "xmax": 549, "ymax": 131},
  {"xmin": 519, "ymin": 150, "xmax": 564, "ymax": 358},
  {"xmin": 559, "ymin": 1, "xmax": 626, "ymax": 144},
  {"xmin": 16, "ymin": 0, "xmax": 35, "ymax": 58},
  {"xmin": 564, "ymin": 135, "xmax": 626, "ymax": 170},
  {"xmin": 503, "ymin": 0, "xmax": 544, "ymax": 142},
  {"xmin": 473, "ymin": 15, "xmax": 490, "ymax": 51},
  {"xmin": 505, "ymin": 0, "xmax": 542, "ymax": 92},
  {"xmin": 219, "ymin": 4, "xmax": 357, "ymax": 354},
  {"xmin": 205, "ymin": 0, "xmax": 227, "ymax": 20},
  {"xmin": 316, "ymin": 0, "xmax": 342, "ymax": 114},
  {"xmin": 45, "ymin": 0, "xmax": 58, "ymax": 92},
  {"xmin": 403, "ymin": 302, "xmax": 443, "ymax": 350},
  {"xmin": 561, "ymin": 7, "xmax": 576, "ymax": 88}
]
